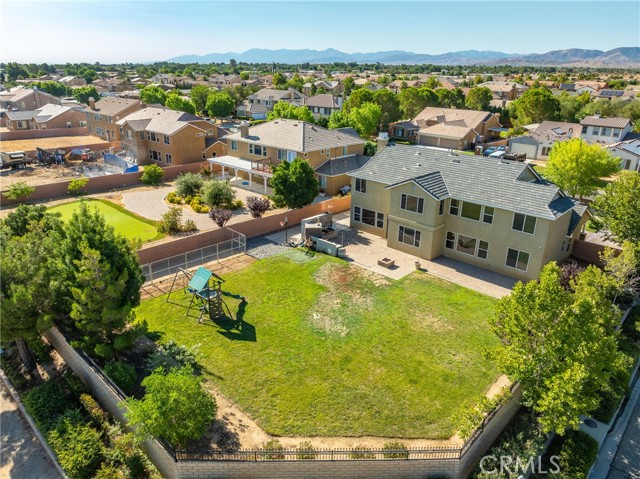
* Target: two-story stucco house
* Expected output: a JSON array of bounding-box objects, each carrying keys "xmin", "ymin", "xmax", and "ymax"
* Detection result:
[
  {"xmin": 579, "ymin": 116, "xmax": 632, "ymax": 144},
  {"xmin": 236, "ymin": 88, "xmax": 307, "ymax": 120},
  {"xmin": 85, "ymin": 97, "xmax": 144, "ymax": 142},
  {"xmin": 116, "ymin": 107, "xmax": 226, "ymax": 166},
  {"xmin": 210, "ymin": 119, "xmax": 367, "ymax": 195},
  {"xmin": 348, "ymin": 144, "xmax": 589, "ymax": 281}
]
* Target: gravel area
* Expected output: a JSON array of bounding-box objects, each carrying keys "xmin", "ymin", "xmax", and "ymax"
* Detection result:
[{"xmin": 245, "ymin": 236, "xmax": 290, "ymax": 259}]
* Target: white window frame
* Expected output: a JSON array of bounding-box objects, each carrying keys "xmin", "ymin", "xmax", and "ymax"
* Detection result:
[
  {"xmin": 231, "ymin": 140, "xmax": 238, "ymax": 151},
  {"xmin": 398, "ymin": 225, "xmax": 421, "ymax": 248},
  {"xmin": 165, "ymin": 153, "xmax": 172, "ymax": 164},
  {"xmin": 449, "ymin": 199, "xmax": 460, "ymax": 216},
  {"xmin": 505, "ymin": 248, "xmax": 530, "ymax": 272},
  {"xmin": 400, "ymin": 193, "xmax": 424, "ymax": 214},
  {"xmin": 164, "ymin": 135, "xmax": 170, "ymax": 145},
  {"xmin": 512, "ymin": 213, "xmax": 537, "ymax": 235},
  {"xmin": 355, "ymin": 178, "xmax": 367, "ymax": 193}
]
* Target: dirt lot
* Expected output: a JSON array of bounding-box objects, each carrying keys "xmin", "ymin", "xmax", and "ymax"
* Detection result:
[
  {"xmin": 0, "ymin": 159, "xmax": 122, "ymax": 188},
  {"xmin": 0, "ymin": 134, "xmax": 108, "ymax": 153}
]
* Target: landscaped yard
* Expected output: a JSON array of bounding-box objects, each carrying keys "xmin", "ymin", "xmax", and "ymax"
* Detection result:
[
  {"xmin": 48, "ymin": 199, "xmax": 162, "ymax": 243},
  {"xmin": 137, "ymin": 251, "xmax": 501, "ymax": 439}
]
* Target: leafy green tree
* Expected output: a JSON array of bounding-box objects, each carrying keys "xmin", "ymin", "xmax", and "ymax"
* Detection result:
[
  {"xmin": 200, "ymin": 179, "xmax": 235, "ymax": 208},
  {"xmin": 511, "ymin": 87, "xmax": 561, "ymax": 125},
  {"xmin": 490, "ymin": 263, "xmax": 624, "ymax": 434},
  {"xmin": 545, "ymin": 138, "xmax": 620, "ymax": 200},
  {"xmin": 189, "ymin": 85, "xmax": 211, "ymax": 113},
  {"xmin": 349, "ymin": 102, "xmax": 382, "ymax": 138},
  {"xmin": 139, "ymin": 85, "xmax": 167, "ymax": 105},
  {"xmin": 270, "ymin": 158, "xmax": 319, "ymax": 209},
  {"xmin": 425, "ymin": 77, "xmax": 441, "ymax": 89},
  {"xmin": 6, "ymin": 62, "xmax": 29, "ymax": 81},
  {"xmin": 398, "ymin": 87, "xmax": 438, "ymax": 119},
  {"xmin": 558, "ymin": 91, "xmax": 591, "ymax": 123},
  {"xmin": 373, "ymin": 89, "xmax": 401, "ymax": 129},
  {"xmin": 3, "ymin": 181, "xmax": 35, "ymax": 201},
  {"xmin": 205, "ymin": 92, "xmax": 235, "ymax": 118},
  {"xmin": 30, "ymin": 81, "xmax": 71, "ymax": 97},
  {"xmin": 73, "ymin": 86, "xmax": 100, "ymax": 105},
  {"xmin": 328, "ymin": 109, "xmax": 352, "ymax": 129},
  {"xmin": 286, "ymin": 73, "xmax": 304, "ymax": 91},
  {"xmin": 342, "ymin": 76, "xmax": 355, "ymax": 96},
  {"xmin": 175, "ymin": 172, "xmax": 204, "ymax": 196},
  {"xmin": 345, "ymin": 88, "xmax": 374, "ymax": 112},
  {"xmin": 272, "ymin": 72, "xmax": 286, "ymax": 88},
  {"xmin": 591, "ymin": 172, "xmax": 640, "ymax": 243},
  {"xmin": 140, "ymin": 164, "xmax": 164, "ymax": 185},
  {"xmin": 0, "ymin": 214, "xmax": 62, "ymax": 369},
  {"xmin": 126, "ymin": 366, "xmax": 217, "ymax": 448},
  {"xmin": 165, "ymin": 92, "xmax": 196, "ymax": 114},
  {"xmin": 436, "ymin": 88, "xmax": 465, "ymax": 109},
  {"xmin": 267, "ymin": 101, "xmax": 314, "ymax": 122},
  {"xmin": 240, "ymin": 72, "xmax": 250, "ymax": 81},
  {"xmin": 47, "ymin": 415, "xmax": 104, "ymax": 479},
  {"xmin": 465, "ymin": 87, "xmax": 493, "ymax": 111}
]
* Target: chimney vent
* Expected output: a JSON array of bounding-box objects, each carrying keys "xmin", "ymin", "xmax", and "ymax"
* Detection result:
[{"xmin": 240, "ymin": 120, "xmax": 249, "ymax": 138}]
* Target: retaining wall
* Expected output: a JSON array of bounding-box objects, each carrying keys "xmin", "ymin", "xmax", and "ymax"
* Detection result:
[
  {"xmin": 0, "ymin": 127, "xmax": 89, "ymax": 141},
  {"xmin": 1, "ymin": 161, "xmax": 209, "ymax": 207}
]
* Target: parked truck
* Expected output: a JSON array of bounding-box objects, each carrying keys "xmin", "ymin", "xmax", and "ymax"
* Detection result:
[{"xmin": 0, "ymin": 151, "xmax": 32, "ymax": 169}]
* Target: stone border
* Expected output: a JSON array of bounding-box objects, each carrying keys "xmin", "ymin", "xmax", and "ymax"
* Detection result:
[{"xmin": 0, "ymin": 369, "xmax": 69, "ymax": 479}]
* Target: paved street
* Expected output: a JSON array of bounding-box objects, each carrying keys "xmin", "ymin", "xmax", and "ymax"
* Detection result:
[
  {"xmin": 607, "ymin": 395, "xmax": 640, "ymax": 479},
  {"xmin": 0, "ymin": 382, "xmax": 64, "ymax": 479}
]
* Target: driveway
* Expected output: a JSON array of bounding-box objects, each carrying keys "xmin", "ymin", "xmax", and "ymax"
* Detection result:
[
  {"xmin": 265, "ymin": 212, "xmax": 515, "ymax": 298},
  {"xmin": 0, "ymin": 382, "xmax": 64, "ymax": 479},
  {"xmin": 606, "ymin": 387, "xmax": 640, "ymax": 479}
]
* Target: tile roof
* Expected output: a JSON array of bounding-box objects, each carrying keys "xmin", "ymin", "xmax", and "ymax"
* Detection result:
[
  {"xmin": 580, "ymin": 116, "xmax": 631, "ymax": 128},
  {"xmin": 607, "ymin": 138, "xmax": 640, "ymax": 158},
  {"xmin": 304, "ymin": 94, "xmax": 341, "ymax": 109},
  {"xmin": 250, "ymin": 88, "xmax": 305, "ymax": 101},
  {"xmin": 349, "ymin": 143, "xmax": 579, "ymax": 220},
  {"xmin": 85, "ymin": 97, "xmax": 142, "ymax": 117},
  {"xmin": 116, "ymin": 107, "xmax": 205, "ymax": 135},
  {"xmin": 412, "ymin": 171, "xmax": 449, "ymax": 200},
  {"xmin": 224, "ymin": 119, "xmax": 365, "ymax": 152},
  {"xmin": 315, "ymin": 154, "xmax": 371, "ymax": 177},
  {"xmin": 418, "ymin": 122, "xmax": 475, "ymax": 140},
  {"xmin": 5, "ymin": 110, "xmax": 36, "ymax": 121},
  {"xmin": 412, "ymin": 107, "xmax": 497, "ymax": 131},
  {"xmin": 32, "ymin": 104, "xmax": 74, "ymax": 123},
  {"xmin": 567, "ymin": 204, "xmax": 588, "ymax": 236},
  {"xmin": 529, "ymin": 121, "xmax": 581, "ymax": 142}
]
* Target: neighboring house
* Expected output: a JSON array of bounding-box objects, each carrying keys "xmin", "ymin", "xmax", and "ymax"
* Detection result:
[
  {"xmin": 0, "ymin": 87, "xmax": 62, "ymax": 110},
  {"xmin": 348, "ymin": 144, "xmax": 589, "ymax": 281},
  {"xmin": 595, "ymin": 89, "xmax": 629, "ymax": 100},
  {"xmin": 5, "ymin": 104, "xmax": 87, "ymax": 131},
  {"xmin": 508, "ymin": 121, "xmax": 581, "ymax": 160},
  {"xmin": 476, "ymin": 81, "xmax": 526, "ymax": 100},
  {"xmin": 605, "ymin": 138, "xmax": 640, "ymax": 172},
  {"xmin": 58, "ymin": 76, "xmax": 87, "ymax": 87},
  {"xmin": 245, "ymin": 88, "xmax": 306, "ymax": 111},
  {"xmin": 84, "ymin": 97, "xmax": 144, "ymax": 142},
  {"xmin": 388, "ymin": 121, "xmax": 420, "ymax": 142},
  {"xmin": 92, "ymin": 78, "xmax": 135, "ymax": 93},
  {"xmin": 574, "ymin": 81, "xmax": 607, "ymax": 94},
  {"xmin": 302, "ymin": 81, "xmax": 343, "ymax": 96},
  {"xmin": 579, "ymin": 116, "xmax": 632, "ymax": 144},
  {"xmin": 214, "ymin": 119, "xmax": 367, "ymax": 195},
  {"xmin": 412, "ymin": 107, "xmax": 503, "ymax": 150},
  {"xmin": 116, "ymin": 107, "xmax": 226, "ymax": 166},
  {"xmin": 236, "ymin": 100, "xmax": 269, "ymax": 120},
  {"xmin": 303, "ymin": 94, "xmax": 343, "ymax": 117}
]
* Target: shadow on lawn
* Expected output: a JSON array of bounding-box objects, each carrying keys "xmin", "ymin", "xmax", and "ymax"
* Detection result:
[{"xmin": 202, "ymin": 292, "xmax": 257, "ymax": 343}]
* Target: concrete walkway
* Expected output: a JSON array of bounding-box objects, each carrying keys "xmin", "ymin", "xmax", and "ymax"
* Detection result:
[
  {"xmin": 590, "ymin": 376, "xmax": 640, "ymax": 479},
  {"xmin": 0, "ymin": 381, "xmax": 64, "ymax": 479}
]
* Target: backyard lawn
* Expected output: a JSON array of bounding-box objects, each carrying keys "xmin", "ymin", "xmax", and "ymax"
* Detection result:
[
  {"xmin": 137, "ymin": 251, "xmax": 501, "ymax": 439},
  {"xmin": 48, "ymin": 199, "xmax": 162, "ymax": 243}
]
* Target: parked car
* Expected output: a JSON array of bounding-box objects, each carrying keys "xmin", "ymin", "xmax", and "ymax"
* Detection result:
[{"xmin": 483, "ymin": 147, "xmax": 497, "ymax": 156}]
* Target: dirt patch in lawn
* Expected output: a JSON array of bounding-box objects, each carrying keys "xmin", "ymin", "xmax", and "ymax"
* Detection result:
[{"xmin": 308, "ymin": 262, "xmax": 387, "ymax": 337}]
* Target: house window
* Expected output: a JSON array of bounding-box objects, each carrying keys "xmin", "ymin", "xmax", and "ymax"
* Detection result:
[
  {"xmin": 506, "ymin": 248, "xmax": 530, "ymax": 271},
  {"xmin": 449, "ymin": 199, "xmax": 460, "ymax": 215},
  {"xmin": 478, "ymin": 240, "xmax": 489, "ymax": 259},
  {"xmin": 85, "ymin": 112, "xmax": 90, "ymax": 119},
  {"xmin": 400, "ymin": 194, "xmax": 424, "ymax": 214},
  {"xmin": 140, "ymin": 131, "xmax": 145, "ymax": 140},
  {"xmin": 541, "ymin": 147, "xmax": 552, "ymax": 156},
  {"xmin": 149, "ymin": 150, "xmax": 161, "ymax": 161},
  {"xmin": 164, "ymin": 135, "xmax": 170, "ymax": 145},
  {"xmin": 148, "ymin": 132, "xmax": 158, "ymax": 142},
  {"xmin": 602, "ymin": 127, "xmax": 611, "ymax": 136},
  {"xmin": 326, "ymin": 150, "xmax": 331, "ymax": 158},
  {"xmin": 592, "ymin": 127, "xmax": 600, "ymax": 136},
  {"xmin": 342, "ymin": 146, "xmax": 347, "ymax": 156},
  {"xmin": 126, "ymin": 130, "xmax": 133, "ymax": 140},
  {"xmin": 439, "ymin": 200, "xmax": 445, "ymax": 215},
  {"xmin": 66, "ymin": 122, "xmax": 72, "ymax": 128},
  {"xmin": 106, "ymin": 116, "xmax": 112, "ymax": 123},
  {"xmin": 461, "ymin": 201, "xmax": 482, "ymax": 221},
  {"xmin": 80, "ymin": 121, "xmax": 87, "ymax": 127},
  {"xmin": 277, "ymin": 149, "xmax": 286, "ymax": 161},
  {"xmin": 231, "ymin": 140, "xmax": 238, "ymax": 151},
  {"xmin": 96, "ymin": 127, "xmax": 104, "ymax": 135},
  {"xmin": 165, "ymin": 153, "xmax": 172, "ymax": 164},
  {"xmin": 376, "ymin": 213, "xmax": 384, "ymax": 229},
  {"xmin": 94, "ymin": 114, "xmax": 100, "ymax": 121},
  {"xmin": 613, "ymin": 129, "xmax": 621, "ymax": 138},
  {"xmin": 354, "ymin": 206, "xmax": 361, "ymax": 222},
  {"xmin": 287, "ymin": 151, "xmax": 297, "ymax": 162},
  {"xmin": 456, "ymin": 235, "xmax": 476, "ymax": 256},
  {"xmin": 249, "ymin": 144, "xmax": 267, "ymax": 156},
  {"xmin": 482, "ymin": 207, "xmax": 494, "ymax": 224},
  {"xmin": 355, "ymin": 178, "xmax": 367, "ymax": 193},
  {"xmin": 445, "ymin": 231, "xmax": 455, "ymax": 249},
  {"xmin": 318, "ymin": 175, "xmax": 327, "ymax": 188},
  {"xmin": 582, "ymin": 126, "xmax": 588, "ymax": 134},
  {"xmin": 361, "ymin": 208, "xmax": 376, "ymax": 226},
  {"xmin": 398, "ymin": 225, "xmax": 421, "ymax": 248},
  {"xmin": 512, "ymin": 213, "xmax": 536, "ymax": 234}
]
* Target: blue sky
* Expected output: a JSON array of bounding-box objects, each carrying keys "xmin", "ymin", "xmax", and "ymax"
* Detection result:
[{"xmin": 1, "ymin": 1, "xmax": 638, "ymax": 63}]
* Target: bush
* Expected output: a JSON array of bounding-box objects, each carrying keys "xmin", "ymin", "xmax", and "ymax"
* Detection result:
[
  {"xmin": 93, "ymin": 464, "xmax": 124, "ymax": 479},
  {"xmin": 230, "ymin": 199, "xmax": 244, "ymax": 210},
  {"xmin": 22, "ymin": 381, "xmax": 69, "ymax": 431},
  {"xmin": 209, "ymin": 208, "xmax": 233, "ymax": 227},
  {"xmin": 126, "ymin": 366, "xmax": 216, "ymax": 448},
  {"xmin": 200, "ymin": 179, "xmax": 235, "ymax": 208},
  {"xmin": 68, "ymin": 178, "xmax": 89, "ymax": 196},
  {"xmin": 296, "ymin": 441, "xmax": 316, "ymax": 460},
  {"xmin": 382, "ymin": 441, "xmax": 409, "ymax": 459},
  {"xmin": 246, "ymin": 196, "xmax": 271, "ymax": 218},
  {"xmin": 453, "ymin": 388, "xmax": 512, "ymax": 441},
  {"xmin": 140, "ymin": 164, "xmax": 164, "ymax": 185},
  {"xmin": 199, "ymin": 165, "xmax": 212, "ymax": 177},
  {"xmin": 158, "ymin": 206, "xmax": 184, "ymax": 235},
  {"xmin": 104, "ymin": 361, "xmax": 137, "ymax": 395},
  {"xmin": 47, "ymin": 413, "xmax": 104, "ymax": 479},
  {"xmin": 166, "ymin": 191, "xmax": 183, "ymax": 204},
  {"xmin": 190, "ymin": 196, "xmax": 209, "ymax": 214},
  {"xmin": 349, "ymin": 446, "xmax": 375, "ymax": 459},
  {"xmin": 262, "ymin": 439, "xmax": 285, "ymax": 460},
  {"xmin": 175, "ymin": 172, "xmax": 204, "ymax": 197},
  {"xmin": 80, "ymin": 393, "xmax": 108, "ymax": 426},
  {"xmin": 145, "ymin": 340, "xmax": 200, "ymax": 373},
  {"xmin": 3, "ymin": 181, "xmax": 35, "ymax": 201},
  {"xmin": 551, "ymin": 430, "xmax": 599, "ymax": 479}
]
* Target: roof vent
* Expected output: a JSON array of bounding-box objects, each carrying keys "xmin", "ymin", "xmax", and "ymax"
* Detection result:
[
  {"xmin": 416, "ymin": 162, "xmax": 421, "ymax": 167},
  {"xmin": 451, "ymin": 158, "xmax": 460, "ymax": 163}
]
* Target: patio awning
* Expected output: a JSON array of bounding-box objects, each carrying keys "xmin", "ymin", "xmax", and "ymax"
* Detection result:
[{"xmin": 207, "ymin": 155, "xmax": 273, "ymax": 178}]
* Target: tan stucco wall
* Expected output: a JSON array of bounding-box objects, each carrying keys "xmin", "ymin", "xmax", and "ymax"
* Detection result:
[{"xmin": 122, "ymin": 124, "xmax": 208, "ymax": 166}]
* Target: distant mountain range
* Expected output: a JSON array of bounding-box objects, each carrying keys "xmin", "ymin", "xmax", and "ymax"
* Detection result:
[{"xmin": 167, "ymin": 47, "xmax": 640, "ymax": 67}]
